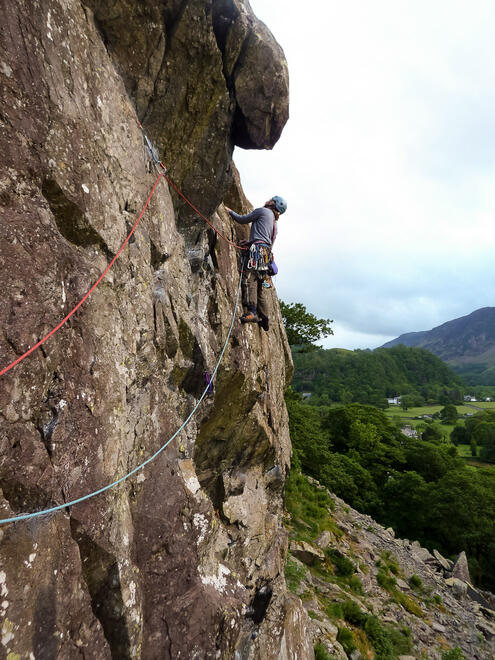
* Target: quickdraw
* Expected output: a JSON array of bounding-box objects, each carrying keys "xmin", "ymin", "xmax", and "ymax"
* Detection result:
[
  {"xmin": 247, "ymin": 243, "xmax": 271, "ymax": 272},
  {"xmin": 205, "ymin": 371, "xmax": 214, "ymax": 395}
]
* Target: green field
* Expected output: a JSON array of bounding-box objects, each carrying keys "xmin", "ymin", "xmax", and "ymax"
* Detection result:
[
  {"xmin": 468, "ymin": 400, "xmax": 495, "ymax": 409},
  {"xmin": 385, "ymin": 405, "xmax": 476, "ymax": 438},
  {"xmin": 457, "ymin": 443, "xmax": 475, "ymax": 457},
  {"xmin": 456, "ymin": 444, "xmax": 495, "ymax": 468},
  {"xmin": 386, "ymin": 404, "xmax": 479, "ymax": 418},
  {"xmin": 384, "ymin": 405, "xmax": 474, "ymax": 442}
]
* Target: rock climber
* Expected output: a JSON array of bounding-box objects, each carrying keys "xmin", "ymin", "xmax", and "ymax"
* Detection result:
[{"xmin": 225, "ymin": 196, "xmax": 287, "ymax": 331}]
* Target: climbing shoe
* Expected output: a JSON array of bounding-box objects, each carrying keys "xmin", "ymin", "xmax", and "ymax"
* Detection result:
[
  {"xmin": 258, "ymin": 315, "xmax": 269, "ymax": 332},
  {"xmin": 240, "ymin": 312, "xmax": 259, "ymax": 323}
]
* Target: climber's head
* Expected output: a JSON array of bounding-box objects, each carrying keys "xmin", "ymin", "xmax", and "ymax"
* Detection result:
[{"xmin": 265, "ymin": 196, "xmax": 287, "ymax": 217}]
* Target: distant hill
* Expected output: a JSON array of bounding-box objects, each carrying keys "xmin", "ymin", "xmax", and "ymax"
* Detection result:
[
  {"xmin": 292, "ymin": 345, "xmax": 462, "ymax": 406},
  {"xmin": 381, "ymin": 307, "xmax": 495, "ymax": 385}
]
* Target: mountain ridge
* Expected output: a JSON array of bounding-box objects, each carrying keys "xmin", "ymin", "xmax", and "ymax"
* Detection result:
[{"xmin": 382, "ymin": 307, "xmax": 495, "ymax": 368}]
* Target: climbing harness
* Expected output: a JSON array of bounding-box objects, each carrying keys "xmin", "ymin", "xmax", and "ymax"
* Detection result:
[{"xmin": 246, "ymin": 211, "xmax": 277, "ymax": 281}]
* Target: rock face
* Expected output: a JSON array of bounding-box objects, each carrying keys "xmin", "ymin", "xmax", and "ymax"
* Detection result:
[
  {"xmin": 84, "ymin": 0, "xmax": 289, "ymax": 222},
  {"xmin": 0, "ymin": 1, "xmax": 298, "ymax": 658}
]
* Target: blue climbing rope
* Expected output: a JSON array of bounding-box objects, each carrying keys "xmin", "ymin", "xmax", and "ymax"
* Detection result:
[{"xmin": 0, "ymin": 265, "xmax": 244, "ymax": 525}]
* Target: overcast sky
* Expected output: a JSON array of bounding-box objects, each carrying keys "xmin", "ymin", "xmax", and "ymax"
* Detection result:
[{"xmin": 234, "ymin": 1, "xmax": 495, "ymax": 349}]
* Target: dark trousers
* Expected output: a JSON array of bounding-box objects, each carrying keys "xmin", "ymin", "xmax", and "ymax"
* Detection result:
[{"xmin": 242, "ymin": 269, "xmax": 269, "ymax": 318}]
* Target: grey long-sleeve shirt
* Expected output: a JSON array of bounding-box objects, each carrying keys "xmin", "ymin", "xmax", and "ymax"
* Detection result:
[{"xmin": 228, "ymin": 207, "xmax": 277, "ymax": 246}]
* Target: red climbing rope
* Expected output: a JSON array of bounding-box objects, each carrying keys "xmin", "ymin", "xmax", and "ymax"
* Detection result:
[
  {"xmin": 1, "ymin": 128, "xmax": 248, "ymax": 378},
  {"xmin": 0, "ymin": 172, "xmax": 164, "ymax": 378},
  {"xmin": 160, "ymin": 164, "xmax": 249, "ymax": 252}
]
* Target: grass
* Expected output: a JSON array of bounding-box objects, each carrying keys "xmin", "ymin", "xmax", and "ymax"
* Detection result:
[
  {"xmin": 385, "ymin": 404, "xmax": 480, "ymax": 419},
  {"xmin": 408, "ymin": 574, "xmax": 423, "ymax": 590},
  {"xmin": 332, "ymin": 599, "xmax": 413, "ymax": 659},
  {"xmin": 326, "ymin": 548, "xmax": 355, "ymax": 577},
  {"xmin": 465, "ymin": 458, "xmax": 495, "ymax": 469},
  {"xmin": 456, "ymin": 443, "xmax": 476, "ymax": 457},
  {"xmin": 456, "ymin": 444, "xmax": 495, "ymax": 468},
  {"xmin": 441, "ymin": 649, "xmax": 467, "ymax": 660},
  {"xmin": 314, "ymin": 643, "xmax": 336, "ymax": 660},
  {"xmin": 385, "ymin": 404, "xmax": 444, "ymax": 417},
  {"xmin": 337, "ymin": 627, "xmax": 356, "ymax": 655},
  {"xmin": 285, "ymin": 471, "xmax": 336, "ymax": 543},
  {"xmin": 285, "ymin": 556, "xmax": 308, "ymax": 593},
  {"xmin": 376, "ymin": 553, "xmax": 423, "ymax": 618},
  {"xmin": 467, "ymin": 400, "xmax": 495, "ymax": 409}
]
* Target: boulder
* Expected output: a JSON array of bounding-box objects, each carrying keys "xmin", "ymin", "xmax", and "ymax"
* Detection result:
[
  {"xmin": 481, "ymin": 590, "xmax": 495, "ymax": 611},
  {"xmin": 396, "ymin": 578, "xmax": 411, "ymax": 591},
  {"xmin": 480, "ymin": 606, "xmax": 495, "ymax": 622},
  {"xmin": 476, "ymin": 619, "xmax": 495, "ymax": 640},
  {"xmin": 466, "ymin": 584, "xmax": 491, "ymax": 608},
  {"xmin": 446, "ymin": 578, "xmax": 468, "ymax": 598},
  {"xmin": 290, "ymin": 541, "xmax": 325, "ymax": 566},
  {"xmin": 433, "ymin": 548, "xmax": 454, "ymax": 571},
  {"xmin": 452, "ymin": 551, "xmax": 471, "ymax": 583},
  {"xmin": 432, "ymin": 622, "xmax": 447, "ymax": 633},
  {"xmin": 310, "ymin": 577, "xmax": 344, "ymax": 597},
  {"xmin": 313, "ymin": 618, "xmax": 338, "ymax": 638},
  {"xmin": 315, "ymin": 530, "xmax": 334, "ymax": 549},
  {"xmin": 217, "ymin": 0, "xmax": 289, "ymax": 150},
  {"xmin": 410, "ymin": 544, "xmax": 434, "ymax": 562}
]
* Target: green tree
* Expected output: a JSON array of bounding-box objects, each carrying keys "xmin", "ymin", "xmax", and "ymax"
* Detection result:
[
  {"xmin": 404, "ymin": 440, "xmax": 460, "ymax": 482},
  {"xmin": 425, "ymin": 470, "xmax": 495, "ymax": 588},
  {"xmin": 401, "ymin": 394, "xmax": 416, "ymax": 411},
  {"xmin": 279, "ymin": 301, "xmax": 333, "ymax": 348},
  {"xmin": 473, "ymin": 421, "xmax": 495, "ymax": 447},
  {"xmin": 285, "ymin": 388, "xmax": 330, "ymax": 476},
  {"xmin": 421, "ymin": 425, "xmax": 443, "ymax": 444},
  {"xmin": 450, "ymin": 425, "xmax": 470, "ymax": 446},
  {"xmin": 291, "ymin": 345, "xmax": 462, "ymax": 405},
  {"xmin": 479, "ymin": 437, "xmax": 495, "ymax": 463},
  {"xmin": 383, "ymin": 471, "xmax": 428, "ymax": 539},
  {"xmin": 440, "ymin": 404, "xmax": 458, "ymax": 424}
]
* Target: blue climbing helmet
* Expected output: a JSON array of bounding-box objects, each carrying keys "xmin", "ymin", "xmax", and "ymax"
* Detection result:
[{"xmin": 271, "ymin": 195, "xmax": 287, "ymax": 214}]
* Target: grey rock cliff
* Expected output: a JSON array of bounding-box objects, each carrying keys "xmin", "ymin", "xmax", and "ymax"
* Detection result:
[{"xmin": 0, "ymin": 1, "xmax": 305, "ymax": 658}]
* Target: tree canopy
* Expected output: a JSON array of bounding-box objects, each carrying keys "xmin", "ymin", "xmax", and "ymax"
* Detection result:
[
  {"xmin": 292, "ymin": 345, "xmax": 463, "ymax": 406},
  {"xmin": 286, "ymin": 392, "xmax": 495, "ymax": 591},
  {"xmin": 279, "ymin": 301, "xmax": 333, "ymax": 349}
]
